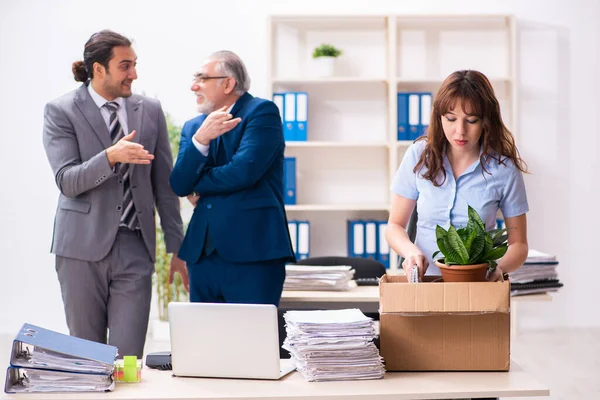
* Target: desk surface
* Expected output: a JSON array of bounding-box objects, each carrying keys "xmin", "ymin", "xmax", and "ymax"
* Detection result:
[
  {"xmin": 281, "ymin": 286, "xmax": 553, "ymax": 303},
  {"xmin": 2, "ymin": 361, "xmax": 549, "ymax": 400}
]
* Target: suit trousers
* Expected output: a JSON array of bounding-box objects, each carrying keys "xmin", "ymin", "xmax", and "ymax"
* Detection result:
[
  {"xmin": 187, "ymin": 251, "xmax": 286, "ymax": 306},
  {"xmin": 55, "ymin": 227, "xmax": 154, "ymax": 358}
]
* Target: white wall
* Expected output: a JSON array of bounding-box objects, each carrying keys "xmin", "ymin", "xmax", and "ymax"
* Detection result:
[{"xmin": 1, "ymin": 0, "xmax": 599, "ymax": 334}]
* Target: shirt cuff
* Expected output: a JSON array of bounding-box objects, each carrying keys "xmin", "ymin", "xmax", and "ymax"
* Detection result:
[{"xmin": 191, "ymin": 136, "xmax": 210, "ymax": 156}]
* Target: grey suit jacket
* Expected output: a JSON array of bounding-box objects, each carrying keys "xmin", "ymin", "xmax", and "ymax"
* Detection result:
[{"xmin": 43, "ymin": 83, "xmax": 184, "ymax": 262}]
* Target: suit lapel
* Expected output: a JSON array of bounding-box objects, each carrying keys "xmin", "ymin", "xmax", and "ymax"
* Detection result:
[
  {"xmin": 125, "ymin": 96, "xmax": 144, "ymax": 176},
  {"xmin": 126, "ymin": 96, "xmax": 143, "ymax": 143},
  {"xmin": 215, "ymin": 93, "xmax": 252, "ymax": 160},
  {"xmin": 74, "ymin": 84, "xmax": 112, "ymax": 149}
]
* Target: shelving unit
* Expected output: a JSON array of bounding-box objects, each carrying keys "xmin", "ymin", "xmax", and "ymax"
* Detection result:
[{"xmin": 268, "ymin": 14, "xmax": 517, "ymax": 271}]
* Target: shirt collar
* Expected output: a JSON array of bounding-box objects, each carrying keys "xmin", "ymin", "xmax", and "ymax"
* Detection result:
[
  {"xmin": 443, "ymin": 144, "xmax": 485, "ymax": 177},
  {"xmin": 87, "ymin": 82, "xmax": 126, "ymax": 110}
]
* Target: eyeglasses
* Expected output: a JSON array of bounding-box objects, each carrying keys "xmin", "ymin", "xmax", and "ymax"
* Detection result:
[{"xmin": 192, "ymin": 73, "xmax": 230, "ymax": 84}]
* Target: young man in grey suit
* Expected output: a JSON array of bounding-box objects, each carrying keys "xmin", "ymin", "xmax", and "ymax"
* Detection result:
[{"xmin": 42, "ymin": 30, "xmax": 187, "ymax": 358}]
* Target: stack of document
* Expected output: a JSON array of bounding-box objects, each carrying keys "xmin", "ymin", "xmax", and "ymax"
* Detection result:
[
  {"xmin": 284, "ymin": 265, "xmax": 356, "ymax": 291},
  {"xmin": 4, "ymin": 323, "xmax": 117, "ymax": 393},
  {"xmin": 283, "ymin": 309, "xmax": 385, "ymax": 382},
  {"xmin": 510, "ymin": 249, "xmax": 563, "ymax": 296}
]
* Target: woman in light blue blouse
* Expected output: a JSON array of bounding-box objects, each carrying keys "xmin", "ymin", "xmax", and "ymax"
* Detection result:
[{"xmin": 386, "ymin": 70, "xmax": 529, "ymax": 281}]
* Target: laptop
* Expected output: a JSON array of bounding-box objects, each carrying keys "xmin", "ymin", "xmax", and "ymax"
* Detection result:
[{"xmin": 168, "ymin": 302, "xmax": 296, "ymax": 380}]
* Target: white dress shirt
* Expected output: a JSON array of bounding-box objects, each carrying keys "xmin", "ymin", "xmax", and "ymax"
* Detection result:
[{"xmin": 88, "ymin": 83, "xmax": 129, "ymax": 135}]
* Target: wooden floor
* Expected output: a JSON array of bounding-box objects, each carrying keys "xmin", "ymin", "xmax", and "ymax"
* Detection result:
[{"xmin": 2, "ymin": 328, "xmax": 599, "ymax": 398}]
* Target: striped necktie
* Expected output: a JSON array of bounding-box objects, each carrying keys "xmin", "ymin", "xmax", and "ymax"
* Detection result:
[{"xmin": 104, "ymin": 101, "xmax": 139, "ymax": 230}]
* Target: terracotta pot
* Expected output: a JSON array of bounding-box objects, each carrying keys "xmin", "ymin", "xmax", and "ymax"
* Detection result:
[{"xmin": 435, "ymin": 260, "xmax": 489, "ymax": 282}]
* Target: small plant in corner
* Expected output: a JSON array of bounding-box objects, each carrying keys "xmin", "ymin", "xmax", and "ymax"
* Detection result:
[
  {"xmin": 432, "ymin": 205, "xmax": 508, "ymax": 282},
  {"xmin": 312, "ymin": 43, "xmax": 342, "ymax": 58}
]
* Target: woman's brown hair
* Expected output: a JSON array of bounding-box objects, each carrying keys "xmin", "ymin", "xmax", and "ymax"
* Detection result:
[{"xmin": 414, "ymin": 70, "xmax": 527, "ymax": 186}]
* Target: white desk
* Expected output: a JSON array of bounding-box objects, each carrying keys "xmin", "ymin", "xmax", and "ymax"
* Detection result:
[
  {"xmin": 281, "ymin": 286, "xmax": 379, "ymax": 312},
  {"xmin": 2, "ymin": 360, "xmax": 549, "ymax": 400},
  {"xmin": 281, "ymin": 286, "xmax": 552, "ymax": 313}
]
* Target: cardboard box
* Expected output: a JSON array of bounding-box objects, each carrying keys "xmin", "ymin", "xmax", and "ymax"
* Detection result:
[{"xmin": 379, "ymin": 274, "xmax": 510, "ymax": 371}]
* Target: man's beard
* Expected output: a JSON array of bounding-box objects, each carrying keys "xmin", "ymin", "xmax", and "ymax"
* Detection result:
[
  {"xmin": 196, "ymin": 95, "xmax": 215, "ymax": 115},
  {"xmin": 103, "ymin": 79, "xmax": 132, "ymax": 99}
]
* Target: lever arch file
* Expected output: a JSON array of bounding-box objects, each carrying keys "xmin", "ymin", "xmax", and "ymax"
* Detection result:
[
  {"xmin": 9, "ymin": 323, "xmax": 117, "ymax": 374},
  {"xmin": 5, "ymin": 323, "xmax": 117, "ymax": 393}
]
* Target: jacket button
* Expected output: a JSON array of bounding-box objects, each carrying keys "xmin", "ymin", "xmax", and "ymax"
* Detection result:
[
  {"xmin": 206, "ymin": 204, "xmax": 212, "ymax": 209},
  {"xmin": 118, "ymin": 179, "xmax": 123, "ymax": 184},
  {"xmin": 117, "ymin": 205, "xmax": 122, "ymax": 211}
]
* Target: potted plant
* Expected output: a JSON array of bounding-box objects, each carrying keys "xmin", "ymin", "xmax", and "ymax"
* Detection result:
[
  {"xmin": 311, "ymin": 43, "xmax": 342, "ymax": 77},
  {"xmin": 153, "ymin": 112, "xmax": 189, "ymax": 322},
  {"xmin": 432, "ymin": 206, "xmax": 508, "ymax": 282}
]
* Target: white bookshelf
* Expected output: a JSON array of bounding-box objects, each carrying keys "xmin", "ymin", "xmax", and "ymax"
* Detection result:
[{"xmin": 268, "ymin": 14, "xmax": 517, "ymax": 271}]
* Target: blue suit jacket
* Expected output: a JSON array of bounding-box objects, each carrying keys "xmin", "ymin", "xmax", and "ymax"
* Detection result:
[{"xmin": 170, "ymin": 93, "xmax": 296, "ymax": 265}]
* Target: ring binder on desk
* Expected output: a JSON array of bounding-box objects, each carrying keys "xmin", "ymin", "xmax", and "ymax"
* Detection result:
[{"xmin": 4, "ymin": 323, "xmax": 117, "ymax": 393}]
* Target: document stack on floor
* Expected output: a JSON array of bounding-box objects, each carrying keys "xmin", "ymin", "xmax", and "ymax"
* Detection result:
[
  {"xmin": 510, "ymin": 249, "xmax": 564, "ymax": 296},
  {"xmin": 283, "ymin": 265, "xmax": 356, "ymax": 291},
  {"xmin": 282, "ymin": 309, "xmax": 385, "ymax": 382},
  {"xmin": 4, "ymin": 323, "xmax": 117, "ymax": 393}
]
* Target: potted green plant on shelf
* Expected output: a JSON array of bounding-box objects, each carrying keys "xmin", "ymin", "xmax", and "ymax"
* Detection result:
[
  {"xmin": 432, "ymin": 206, "xmax": 508, "ymax": 282},
  {"xmin": 311, "ymin": 43, "xmax": 342, "ymax": 77},
  {"xmin": 153, "ymin": 112, "xmax": 188, "ymax": 322}
]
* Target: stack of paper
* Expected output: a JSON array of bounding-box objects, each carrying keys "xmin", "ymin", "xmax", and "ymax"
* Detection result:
[
  {"xmin": 284, "ymin": 265, "xmax": 356, "ymax": 291},
  {"xmin": 4, "ymin": 324, "xmax": 117, "ymax": 393},
  {"xmin": 510, "ymin": 249, "xmax": 563, "ymax": 296},
  {"xmin": 283, "ymin": 309, "xmax": 385, "ymax": 382}
]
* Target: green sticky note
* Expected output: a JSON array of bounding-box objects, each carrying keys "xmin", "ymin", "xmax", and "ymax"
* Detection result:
[{"xmin": 123, "ymin": 356, "xmax": 137, "ymax": 382}]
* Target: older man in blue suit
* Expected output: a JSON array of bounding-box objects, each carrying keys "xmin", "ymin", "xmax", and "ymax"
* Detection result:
[{"xmin": 169, "ymin": 50, "xmax": 295, "ymax": 305}]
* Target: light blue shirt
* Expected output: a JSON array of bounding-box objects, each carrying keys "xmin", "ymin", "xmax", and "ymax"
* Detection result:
[{"xmin": 391, "ymin": 140, "xmax": 529, "ymax": 275}]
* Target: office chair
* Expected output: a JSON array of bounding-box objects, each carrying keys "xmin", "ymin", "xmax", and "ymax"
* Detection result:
[
  {"xmin": 294, "ymin": 256, "xmax": 386, "ymax": 281},
  {"xmin": 397, "ymin": 207, "xmax": 418, "ymax": 269},
  {"xmin": 278, "ymin": 256, "xmax": 387, "ymax": 358}
]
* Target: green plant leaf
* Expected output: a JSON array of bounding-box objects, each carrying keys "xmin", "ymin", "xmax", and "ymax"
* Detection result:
[
  {"xmin": 493, "ymin": 234, "xmax": 508, "ymax": 247},
  {"xmin": 468, "ymin": 205, "xmax": 486, "ymax": 231},
  {"xmin": 435, "ymin": 225, "xmax": 462, "ymax": 264},
  {"xmin": 483, "ymin": 231, "xmax": 494, "ymax": 254},
  {"xmin": 312, "ymin": 43, "xmax": 342, "ymax": 58},
  {"xmin": 481, "ymin": 245, "xmax": 508, "ymax": 262},
  {"xmin": 432, "ymin": 250, "xmax": 441, "ymax": 260},
  {"xmin": 447, "ymin": 226, "xmax": 469, "ymax": 264},
  {"xmin": 457, "ymin": 227, "xmax": 470, "ymax": 243}
]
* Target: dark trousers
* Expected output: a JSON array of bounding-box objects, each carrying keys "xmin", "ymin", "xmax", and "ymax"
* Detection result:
[{"xmin": 187, "ymin": 251, "xmax": 286, "ymax": 306}]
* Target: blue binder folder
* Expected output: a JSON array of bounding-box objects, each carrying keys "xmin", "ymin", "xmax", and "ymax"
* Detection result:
[
  {"xmin": 294, "ymin": 92, "xmax": 308, "ymax": 141},
  {"xmin": 347, "ymin": 220, "xmax": 365, "ymax": 258},
  {"xmin": 297, "ymin": 221, "xmax": 310, "ymax": 260},
  {"xmin": 376, "ymin": 221, "xmax": 390, "ymax": 269},
  {"xmin": 397, "ymin": 93, "xmax": 409, "ymax": 140},
  {"xmin": 364, "ymin": 220, "xmax": 377, "ymax": 260},
  {"xmin": 9, "ymin": 323, "xmax": 117, "ymax": 373},
  {"xmin": 5, "ymin": 323, "xmax": 117, "ymax": 393},
  {"xmin": 288, "ymin": 221, "xmax": 298, "ymax": 259},
  {"xmin": 283, "ymin": 157, "xmax": 296, "ymax": 205},
  {"xmin": 283, "ymin": 92, "xmax": 296, "ymax": 141}
]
